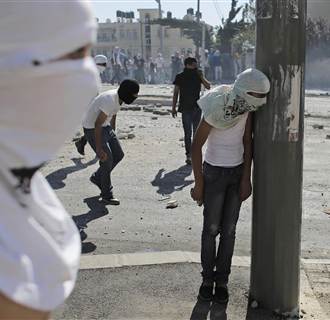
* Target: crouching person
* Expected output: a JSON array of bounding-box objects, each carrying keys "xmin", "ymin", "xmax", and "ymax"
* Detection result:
[{"xmin": 82, "ymin": 79, "xmax": 139, "ymax": 205}]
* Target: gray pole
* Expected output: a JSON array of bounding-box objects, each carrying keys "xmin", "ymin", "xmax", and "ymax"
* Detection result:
[
  {"xmin": 158, "ymin": 0, "xmax": 164, "ymax": 55},
  {"xmin": 251, "ymin": 0, "xmax": 306, "ymax": 314}
]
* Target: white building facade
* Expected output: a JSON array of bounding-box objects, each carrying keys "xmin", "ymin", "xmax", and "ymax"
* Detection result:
[{"xmin": 92, "ymin": 9, "xmax": 196, "ymax": 61}]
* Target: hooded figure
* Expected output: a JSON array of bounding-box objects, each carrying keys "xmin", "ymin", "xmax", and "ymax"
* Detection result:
[
  {"xmin": 0, "ymin": 0, "xmax": 99, "ymax": 313},
  {"xmin": 197, "ymin": 68, "xmax": 270, "ymax": 130}
]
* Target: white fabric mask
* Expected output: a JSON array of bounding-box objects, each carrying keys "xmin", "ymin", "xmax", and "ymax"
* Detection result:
[
  {"xmin": 197, "ymin": 69, "xmax": 270, "ymax": 130},
  {"xmin": 0, "ymin": 57, "xmax": 99, "ymax": 170},
  {"xmin": 97, "ymin": 65, "xmax": 106, "ymax": 73}
]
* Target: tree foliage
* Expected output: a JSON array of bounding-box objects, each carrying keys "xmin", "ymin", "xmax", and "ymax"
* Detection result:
[
  {"xmin": 306, "ymin": 17, "xmax": 330, "ymax": 59},
  {"xmin": 216, "ymin": 0, "xmax": 252, "ymax": 53},
  {"xmin": 151, "ymin": 18, "xmax": 214, "ymax": 50}
]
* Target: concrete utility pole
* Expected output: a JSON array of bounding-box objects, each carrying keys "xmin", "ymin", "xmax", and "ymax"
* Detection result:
[
  {"xmin": 155, "ymin": 0, "xmax": 164, "ymax": 55},
  {"xmin": 196, "ymin": 0, "xmax": 201, "ymax": 62},
  {"xmin": 251, "ymin": 0, "xmax": 307, "ymax": 315}
]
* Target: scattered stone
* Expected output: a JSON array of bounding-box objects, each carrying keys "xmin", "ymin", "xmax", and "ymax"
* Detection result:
[
  {"xmin": 155, "ymin": 103, "xmax": 162, "ymax": 108},
  {"xmin": 167, "ymin": 235, "xmax": 171, "ymax": 238},
  {"xmin": 153, "ymin": 109, "xmax": 170, "ymax": 116},
  {"xmin": 139, "ymin": 125, "xmax": 146, "ymax": 128},
  {"xmin": 121, "ymin": 230, "xmax": 126, "ymax": 234},
  {"xmin": 151, "ymin": 116, "xmax": 158, "ymax": 120},
  {"xmin": 104, "ymin": 232, "xmax": 108, "ymax": 235},
  {"xmin": 179, "ymin": 137, "xmax": 184, "ymax": 141},
  {"xmin": 312, "ymin": 124, "xmax": 324, "ymax": 129},
  {"xmin": 323, "ymin": 208, "xmax": 330, "ymax": 215},
  {"xmin": 304, "ymin": 112, "xmax": 311, "ymax": 118},
  {"xmin": 301, "ymin": 309, "xmax": 306, "ymax": 315},
  {"xmin": 135, "ymin": 232, "xmax": 138, "ymax": 235},
  {"xmin": 166, "ymin": 199, "xmax": 178, "ymax": 209},
  {"xmin": 160, "ymin": 233, "xmax": 164, "ymax": 236},
  {"xmin": 129, "ymin": 125, "xmax": 135, "ymax": 129},
  {"xmin": 158, "ymin": 196, "xmax": 171, "ymax": 201},
  {"xmin": 127, "ymin": 133, "xmax": 135, "ymax": 139},
  {"xmin": 140, "ymin": 217, "xmax": 143, "ymax": 220},
  {"xmin": 188, "ymin": 227, "xmax": 192, "ymax": 230},
  {"xmin": 143, "ymin": 106, "xmax": 155, "ymax": 113},
  {"xmin": 251, "ymin": 300, "xmax": 258, "ymax": 309},
  {"xmin": 126, "ymin": 105, "xmax": 141, "ymax": 111},
  {"xmin": 326, "ymin": 135, "xmax": 330, "ymax": 140}
]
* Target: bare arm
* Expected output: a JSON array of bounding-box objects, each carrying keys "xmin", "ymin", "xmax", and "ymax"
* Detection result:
[
  {"xmin": 200, "ymin": 75, "xmax": 211, "ymax": 90},
  {"xmin": 94, "ymin": 111, "xmax": 108, "ymax": 162},
  {"xmin": 240, "ymin": 113, "xmax": 253, "ymax": 201},
  {"xmin": 172, "ymin": 85, "xmax": 180, "ymax": 118},
  {"xmin": 110, "ymin": 114, "xmax": 117, "ymax": 131},
  {"xmin": 197, "ymin": 70, "xmax": 211, "ymax": 90},
  {"xmin": 191, "ymin": 118, "xmax": 212, "ymax": 204}
]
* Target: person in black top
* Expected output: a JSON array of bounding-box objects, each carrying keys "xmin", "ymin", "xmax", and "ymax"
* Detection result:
[{"xmin": 172, "ymin": 57, "xmax": 211, "ymax": 164}]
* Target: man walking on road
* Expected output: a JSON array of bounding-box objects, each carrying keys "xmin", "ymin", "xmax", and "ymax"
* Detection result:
[
  {"xmin": 82, "ymin": 79, "xmax": 139, "ymax": 205},
  {"xmin": 191, "ymin": 69, "xmax": 270, "ymax": 304},
  {"xmin": 172, "ymin": 57, "xmax": 211, "ymax": 165}
]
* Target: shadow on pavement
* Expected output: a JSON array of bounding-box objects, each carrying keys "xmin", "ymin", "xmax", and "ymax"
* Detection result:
[
  {"xmin": 46, "ymin": 157, "xmax": 98, "ymax": 189},
  {"xmin": 151, "ymin": 165, "xmax": 193, "ymax": 195},
  {"xmin": 72, "ymin": 196, "xmax": 109, "ymax": 229},
  {"xmin": 81, "ymin": 242, "xmax": 97, "ymax": 254},
  {"xmin": 73, "ymin": 196, "xmax": 109, "ymax": 254},
  {"xmin": 190, "ymin": 300, "xmax": 228, "ymax": 320}
]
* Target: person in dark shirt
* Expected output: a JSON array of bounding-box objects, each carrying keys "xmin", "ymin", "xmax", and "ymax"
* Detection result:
[{"xmin": 172, "ymin": 57, "xmax": 211, "ymax": 164}]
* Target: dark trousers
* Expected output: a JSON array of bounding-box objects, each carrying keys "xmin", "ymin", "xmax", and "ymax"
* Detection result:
[
  {"xmin": 201, "ymin": 162, "xmax": 243, "ymax": 286},
  {"xmin": 84, "ymin": 126, "xmax": 124, "ymax": 198},
  {"xmin": 181, "ymin": 108, "xmax": 201, "ymax": 156}
]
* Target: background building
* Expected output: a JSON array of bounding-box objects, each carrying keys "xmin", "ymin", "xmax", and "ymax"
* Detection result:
[{"xmin": 92, "ymin": 8, "xmax": 196, "ymax": 62}]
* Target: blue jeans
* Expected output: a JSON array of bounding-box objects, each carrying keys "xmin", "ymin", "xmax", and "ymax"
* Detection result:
[
  {"xmin": 201, "ymin": 162, "xmax": 243, "ymax": 285},
  {"xmin": 84, "ymin": 126, "xmax": 124, "ymax": 198},
  {"xmin": 181, "ymin": 108, "xmax": 201, "ymax": 156}
]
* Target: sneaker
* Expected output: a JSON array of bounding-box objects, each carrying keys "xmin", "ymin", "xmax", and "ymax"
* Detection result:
[
  {"xmin": 185, "ymin": 155, "xmax": 192, "ymax": 165},
  {"xmin": 90, "ymin": 175, "xmax": 101, "ymax": 191},
  {"xmin": 75, "ymin": 139, "xmax": 85, "ymax": 156},
  {"xmin": 101, "ymin": 196, "xmax": 120, "ymax": 206},
  {"xmin": 198, "ymin": 283, "xmax": 214, "ymax": 302},
  {"xmin": 214, "ymin": 285, "xmax": 229, "ymax": 304}
]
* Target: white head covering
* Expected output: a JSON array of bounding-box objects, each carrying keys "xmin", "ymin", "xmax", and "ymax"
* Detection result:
[
  {"xmin": 0, "ymin": 0, "xmax": 99, "ymax": 312},
  {"xmin": 0, "ymin": 0, "xmax": 96, "ymax": 69},
  {"xmin": 198, "ymin": 68, "xmax": 270, "ymax": 129},
  {"xmin": 94, "ymin": 54, "xmax": 108, "ymax": 65}
]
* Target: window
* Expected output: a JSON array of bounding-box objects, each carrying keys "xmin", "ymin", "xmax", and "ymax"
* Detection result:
[
  {"xmin": 145, "ymin": 25, "xmax": 151, "ymax": 33},
  {"xmin": 120, "ymin": 29, "xmax": 125, "ymax": 39},
  {"xmin": 145, "ymin": 13, "xmax": 150, "ymax": 23}
]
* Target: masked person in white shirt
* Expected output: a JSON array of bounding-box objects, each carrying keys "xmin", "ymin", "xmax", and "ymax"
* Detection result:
[
  {"xmin": 191, "ymin": 68, "xmax": 270, "ymax": 304},
  {"xmin": 82, "ymin": 79, "xmax": 139, "ymax": 205},
  {"xmin": 0, "ymin": 1, "xmax": 99, "ymax": 319}
]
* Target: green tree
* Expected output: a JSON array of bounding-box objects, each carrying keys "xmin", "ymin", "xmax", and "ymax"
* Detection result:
[
  {"xmin": 216, "ymin": 0, "xmax": 245, "ymax": 53},
  {"xmin": 151, "ymin": 18, "xmax": 214, "ymax": 50}
]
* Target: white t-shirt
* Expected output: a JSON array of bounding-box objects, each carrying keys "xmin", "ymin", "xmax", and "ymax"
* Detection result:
[
  {"xmin": 204, "ymin": 112, "xmax": 249, "ymax": 167},
  {"xmin": 82, "ymin": 89, "xmax": 120, "ymax": 129}
]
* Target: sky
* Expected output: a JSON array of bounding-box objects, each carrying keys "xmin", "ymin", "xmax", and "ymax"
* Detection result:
[{"xmin": 90, "ymin": 0, "xmax": 248, "ymax": 27}]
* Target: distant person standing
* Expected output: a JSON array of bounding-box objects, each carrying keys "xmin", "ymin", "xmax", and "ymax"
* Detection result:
[
  {"xmin": 171, "ymin": 51, "xmax": 183, "ymax": 82},
  {"xmin": 214, "ymin": 50, "xmax": 222, "ymax": 83},
  {"xmin": 172, "ymin": 57, "xmax": 211, "ymax": 165}
]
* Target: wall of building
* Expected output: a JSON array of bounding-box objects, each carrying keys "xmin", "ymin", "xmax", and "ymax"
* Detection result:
[{"xmin": 92, "ymin": 9, "xmax": 195, "ymax": 62}]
